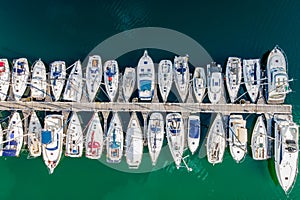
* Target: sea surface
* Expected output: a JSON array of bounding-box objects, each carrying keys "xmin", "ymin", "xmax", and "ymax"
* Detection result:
[{"xmin": 0, "ymin": 0, "xmax": 299, "ymax": 199}]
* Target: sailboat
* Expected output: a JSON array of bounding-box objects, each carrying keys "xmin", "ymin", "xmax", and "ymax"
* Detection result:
[
  {"xmin": 42, "ymin": 114, "xmax": 64, "ymax": 174},
  {"xmin": 2, "ymin": 112, "xmax": 23, "ymax": 157},
  {"xmin": 122, "ymin": 67, "xmax": 136, "ymax": 102},
  {"xmin": 0, "ymin": 58, "xmax": 10, "ymax": 101},
  {"xmin": 158, "ymin": 60, "xmax": 173, "ymax": 102},
  {"xmin": 251, "ymin": 115, "xmax": 268, "ymax": 160},
  {"xmin": 225, "ymin": 57, "xmax": 242, "ymax": 103},
  {"xmin": 50, "ymin": 61, "xmax": 66, "ymax": 101},
  {"xmin": 147, "ymin": 112, "xmax": 164, "ymax": 166},
  {"xmin": 274, "ymin": 115, "xmax": 298, "ymax": 193},
  {"xmin": 228, "ymin": 114, "xmax": 247, "ymax": 163},
  {"xmin": 31, "ymin": 59, "xmax": 47, "ymax": 100},
  {"xmin": 12, "ymin": 58, "xmax": 29, "ymax": 101},
  {"xmin": 104, "ymin": 60, "xmax": 119, "ymax": 102},
  {"xmin": 193, "ymin": 67, "xmax": 206, "ymax": 103},
  {"xmin": 86, "ymin": 55, "xmax": 102, "ymax": 102},
  {"xmin": 125, "ymin": 112, "xmax": 143, "ymax": 169},
  {"xmin": 63, "ymin": 60, "xmax": 83, "ymax": 102},
  {"xmin": 188, "ymin": 115, "xmax": 200, "ymax": 155},
  {"xmin": 266, "ymin": 46, "xmax": 290, "ymax": 104},
  {"xmin": 243, "ymin": 59, "xmax": 261, "ymax": 103},
  {"xmin": 174, "ymin": 55, "xmax": 189, "ymax": 102},
  {"xmin": 166, "ymin": 113, "xmax": 184, "ymax": 169},
  {"xmin": 65, "ymin": 112, "xmax": 83, "ymax": 158},
  {"xmin": 206, "ymin": 113, "xmax": 226, "ymax": 165},
  {"xmin": 27, "ymin": 111, "xmax": 42, "ymax": 157},
  {"xmin": 137, "ymin": 50, "xmax": 155, "ymax": 101},
  {"xmin": 207, "ymin": 62, "xmax": 222, "ymax": 104},
  {"xmin": 106, "ymin": 112, "xmax": 123, "ymax": 163},
  {"xmin": 85, "ymin": 112, "xmax": 103, "ymax": 159}
]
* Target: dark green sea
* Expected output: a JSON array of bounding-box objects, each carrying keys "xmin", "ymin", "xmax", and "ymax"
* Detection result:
[{"xmin": 0, "ymin": 0, "xmax": 299, "ymax": 199}]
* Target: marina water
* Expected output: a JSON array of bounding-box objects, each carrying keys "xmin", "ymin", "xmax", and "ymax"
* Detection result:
[{"xmin": 0, "ymin": 0, "xmax": 299, "ymax": 199}]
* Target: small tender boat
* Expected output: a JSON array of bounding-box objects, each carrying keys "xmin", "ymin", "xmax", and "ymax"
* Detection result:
[
  {"xmin": 174, "ymin": 55, "xmax": 189, "ymax": 102},
  {"xmin": 188, "ymin": 115, "xmax": 200, "ymax": 155},
  {"xmin": 42, "ymin": 114, "xmax": 63, "ymax": 174},
  {"xmin": 106, "ymin": 112, "xmax": 123, "ymax": 163},
  {"xmin": 228, "ymin": 114, "xmax": 247, "ymax": 163},
  {"xmin": 122, "ymin": 67, "xmax": 136, "ymax": 102},
  {"xmin": 158, "ymin": 60, "xmax": 173, "ymax": 102},
  {"xmin": 85, "ymin": 112, "xmax": 103, "ymax": 159},
  {"xmin": 0, "ymin": 58, "xmax": 10, "ymax": 101},
  {"xmin": 206, "ymin": 113, "xmax": 226, "ymax": 165},
  {"xmin": 12, "ymin": 58, "xmax": 29, "ymax": 101},
  {"xmin": 243, "ymin": 59, "xmax": 261, "ymax": 103},
  {"xmin": 65, "ymin": 112, "xmax": 83, "ymax": 158},
  {"xmin": 104, "ymin": 60, "xmax": 119, "ymax": 102},
  {"xmin": 31, "ymin": 59, "xmax": 47, "ymax": 100},
  {"xmin": 50, "ymin": 61, "xmax": 66, "ymax": 101},
  {"xmin": 193, "ymin": 67, "xmax": 206, "ymax": 103},
  {"xmin": 137, "ymin": 50, "xmax": 155, "ymax": 101},
  {"xmin": 266, "ymin": 46, "xmax": 291, "ymax": 104},
  {"xmin": 274, "ymin": 115, "xmax": 298, "ymax": 193},
  {"xmin": 63, "ymin": 60, "xmax": 83, "ymax": 102},
  {"xmin": 166, "ymin": 113, "xmax": 184, "ymax": 169},
  {"xmin": 225, "ymin": 57, "xmax": 242, "ymax": 103},
  {"xmin": 125, "ymin": 112, "xmax": 143, "ymax": 169},
  {"xmin": 207, "ymin": 62, "xmax": 222, "ymax": 104},
  {"xmin": 27, "ymin": 111, "xmax": 42, "ymax": 157},
  {"xmin": 86, "ymin": 55, "xmax": 102, "ymax": 102},
  {"xmin": 251, "ymin": 115, "xmax": 268, "ymax": 160},
  {"xmin": 147, "ymin": 112, "xmax": 164, "ymax": 166},
  {"xmin": 2, "ymin": 112, "xmax": 23, "ymax": 157}
]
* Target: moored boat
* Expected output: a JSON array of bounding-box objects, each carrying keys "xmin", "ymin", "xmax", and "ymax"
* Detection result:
[
  {"xmin": 188, "ymin": 115, "xmax": 200, "ymax": 155},
  {"xmin": 147, "ymin": 112, "xmax": 164, "ymax": 166},
  {"xmin": 207, "ymin": 62, "xmax": 222, "ymax": 104},
  {"xmin": 251, "ymin": 115, "xmax": 268, "ymax": 160},
  {"xmin": 174, "ymin": 55, "xmax": 189, "ymax": 102},
  {"xmin": 243, "ymin": 59, "xmax": 261, "ymax": 103},
  {"xmin": 158, "ymin": 60, "xmax": 172, "ymax": 102},
  {"xmin": 86, "ymin": 55, "xmax": 102, "ymax": 102},
  {"xmin": 122, "ymin": 67, "xmax": 136, "ymax": 102},
  {"xmin": 104, "ymin": 60, "xmax": 119, "ymax": 102},
  {"xmin": 193, "ymin": 67, "xmax": 206, "ymax": 103},
  {"xmin": 12, "ymin": 58, "xmax": 29, "ymax": 101},
  {"xmin": 225, "ymin": 57, "xmax": 242, "ymax": 103},
  {"xmin": 137, "ymin": 50, "xmax": 155, "ymax": 101},
  {"xmin": 50, "ymin": 61, "xmax": 66, "ymax": 101},
  {"xmin": 65, "ymin": 112, "xmax": 83, "ymax": 158},
  {"xmin": 28, "ymin": 111, "xmax": 42, "ymax": 157},
  {"xmin": 31, "ymin": 59, "xmax": 47, "ymax": 100},
  {"xmin": 0, "ymin": 59, "xmax": 10, "ymax": 101}
]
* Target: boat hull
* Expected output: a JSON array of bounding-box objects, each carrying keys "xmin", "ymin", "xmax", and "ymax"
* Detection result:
[
  {"xmin": 122, "ymin": 67, "xmax": 136, "ymax": 102},
  {"xmin": 158, "ymin": 60, "xmax": 172, "ymax": 102},
  {"xmin": 50, "ymin": 61, "xmax": 66, "ymax": 101},
  {"xmin": 174, "ymin": 55, "xmax": 189, "ymax": 102},
  {"xmin": 31, "ymin": 59, "xmax": 47, "ymax": 100},
  {"xmin": 225, "ymin": 57, "xmax": 242, "ymax": 103},
  {"xmin": 28, "ymin": 112, "xmax": 42, "ymax": 157},
  {"xmin": 104, "ymin": 60, "xmax": 119, "ymax": 102},
  {"xmin": 0, "ymin": 59, "xmax": 10, "ymax": 101},
  {"xmin": 65, "ymin": 112, "xmax": 83, "ymax": 158},
  {"xmin": 12, "ymin": 58, "xmax": 29, "ymax": 101},
  {"xmin": 193, "ymin": 67, "xmax": 206, "ymax": 103},
  {"xmin": 188, "ymin": 115, "xmax": 200, "ymax": 155},
  {"xmin": 86, "ymin": 55, "xmax": 102, "ymax": 102}
]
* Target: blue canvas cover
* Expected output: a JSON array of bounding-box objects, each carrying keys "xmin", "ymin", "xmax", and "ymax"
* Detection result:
[
  {"xmin": 42, "ymin": 130, "xmax": 52, "ymax": 144},
  {"xmin": 189, "ymin": 119, "xmax": 200, "ymax": 139},
  {"xmin": 2, "ymin": 149, "xmax": 16, "ymax": 157}
]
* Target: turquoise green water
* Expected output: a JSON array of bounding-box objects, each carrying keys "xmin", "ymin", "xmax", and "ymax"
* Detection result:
[{"xmin": 0, "ymin": 1, "xmax": 299, "ymax": 199}]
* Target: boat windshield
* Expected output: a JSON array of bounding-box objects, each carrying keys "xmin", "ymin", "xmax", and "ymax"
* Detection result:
[
  {"xmin": 140, "ymin": 80, "xmax": 152, "ymax": 91},
  {"xmin": 189, "ymin": 119, "xmax": 200, "ymax": 138}
]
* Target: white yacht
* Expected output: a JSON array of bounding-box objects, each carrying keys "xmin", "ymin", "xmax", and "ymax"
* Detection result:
[
  {"xmin": 206, "ymin": 113, "xmax": 226, "ymax": 165},
  {"xmin": 158, "ymin": 60, "xmax": 172, "ymax": 102},
  {"xmin": 12, "ymin": 58, "xmax": 29, "ymax": 101},
  {"xmin": 122, "ymin": 67, "xmax": 136, "ymax": 102},
  {"xmin": 50, "ymin": 61, "xmax": 66, "ymax": 101},
  {"xmin": 2, "ymin": 112, "xmax": 23, "ymax": 157},
  {"xmin": 274, "ymin": 115, "xmax": 298, "ymax": 193},
  {"xmin": 104, "ymin": 60, "xmax": 119, "ymax": 102},
  {"xmin": 207, "ymin": 62, "xmax": 222, "ymax": 104},
  {"xmin": 137, "ymin": 50, "xmax": 155, "ymax": 101},
  {"xmin": 125, "ymin": 112, "xmax": 143, "ymax": 169},
  {"xmin": 188, "ymin": 115, "xmax": 200, "ymax": 155},
  {"xmin": 0, "ymin": 59, "xmax": 10, "ymax": 101},
  {"xmin": 63, "ymin": 60, "xmax": 83, "ymax": 102},
  {"xmin": 266, "ymin": 46, "xmax": 291, "ymax": 104},
  {"xmin": 65, "ymin": 112, "xmax": 83, "ymax": 158},
  {"xmin": 85, "ymin": 112, "xmax": 103, "ymax": 159},
  {"xmin": 226, "ymin": 57, "xmax": 242, "ymax": 103},
  {"xmin": 86, "ymin": 55, "xmax": 102, "ymax": 102},
  {"xmin": 193, "ymin": 67, "xmax": 206, "ymax": 103},
  {"xmin": 27, "ymin": 111, "xmax": 42, "ymax": 158},
  {"xmin": 228, "ymin": 114, "xmax": 247, "ymax": 163},
  {"xmin": 251, "ymin": 115, "xmax": 268, "ymax": 160},
  {"xmin": 243, "ymin": 59, "xmax": 261, "ymax": 103},
  {"xmin": 147, "ymin": 112, "xmax": 164, "ymax": 166},
  {"xmin": 31, "ymin": 59, "xmax": 47, "ymax": 100},
  {"xmin": 106, "ymin": 112, "xmax": 123, "ymax": 163},
  {"xmin": 42, "ymin": 114, "xmax": 64, "ymax": 174},
  {"xmin": 166, "ymin": 113, "xmax": 184, "ymax": 169},
  {"xmin": 174, "ymin": 55, "xmax": 189, "ymax": 102}
]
